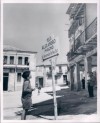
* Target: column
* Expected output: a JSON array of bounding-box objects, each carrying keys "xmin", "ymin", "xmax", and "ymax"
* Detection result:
[
  {"xmin": 8, "ymin": 72, "xmax": 16, "ymax": 91},
  {"xmin": 14, "ymin": 53, "xmax": 17, "ymax": 65},
  {"xmin": 22, "ymin": 57, "xmax": 25, "ymax": 65},
  {"xmin": 16, "ymin": 56, "xmax": 18, "ymax": 65},
  {"xmin": 43, "ymin": 66, "xmax": 46, "ymax": 87},
  {"xmin": 70, "ymin": 66, "xmax": 74, "ymax": 90},
  {"xmin": 7, "ymin": 55, "xmax": 10, "ymax": 64},
  {"xmin": 84, "ymin": 56, "xmax": 92, "ymax": 89},
  {"xmin": 75, "ymin": 62, "xmax": 81, "ymax": 91}
]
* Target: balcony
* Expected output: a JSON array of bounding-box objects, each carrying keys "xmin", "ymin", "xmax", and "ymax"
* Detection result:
[
  {"xmin": 68, "ymin": 4, "xmax": 85, "ymax": 38},
  {"xmin": 68, "ymin": 20, "xmax": 79, "ymax": 38},
  {"xmin": 56, "ymin": 70, "xmax": 63, "ymax": 74},
  {"xmin": 68, "ymin": 4, "xmax": 83, "ymax": 19},
  {"xmin": 67, "ymin": 48, "xmax": 75, "ymax": 61},
  {"xmin": 85, "ymin": 18, "xmax": 97, "ymax": 42},
  {"xmin": 3, "ymin": 64, "xmax": 29, "ymax": 69},
  {"xmin": 74, "ymin": 31, "xmax": 85, "ymax": 51},
  {"xmin": 67, "ymin": 18, "xmax": 97, "ymax": 61},
  {"xmin": 74, "ymin": 18, "xmax": 97, "ymax": 51},
  {"xmin": 46, "ymin": 71, "xmax": 52, "ymax": 78}
]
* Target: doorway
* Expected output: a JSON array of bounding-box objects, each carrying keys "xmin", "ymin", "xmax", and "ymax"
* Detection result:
[
  {"xmin": 63, "ymin": 75, "xmax": 68, "ymax": 85},
  {"xmin": 39, "ymin": 78, "xmax": 43, "ymax": 88},
  {"xmin": 3, "ymin": 73, "xmax": 9, "ymax": 91}
]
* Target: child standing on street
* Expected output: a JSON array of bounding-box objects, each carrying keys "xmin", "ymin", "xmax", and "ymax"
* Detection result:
[
  {"xmin": 21, "ymin": 70, "xmax": 35, "ymax": 120},
  {"xmin": 38, "ymin": 86, "xmax": 41, "ymax": 95}
]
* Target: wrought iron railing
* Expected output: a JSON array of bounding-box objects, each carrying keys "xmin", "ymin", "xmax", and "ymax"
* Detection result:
[
  {"xmin": 57, "ymin": 70, "xmax": 63, "ymax": 74},
  {"xmin": 67, "ymin": 48, "xmax": 75, "ymax": 61},
  {"xmin": 68, "ymin": 20, "xmax": 79, "ymax": 38},
  {"xmin": 68, "ymin": 4, "xmax": 84, "ymax": 38},
  {"xmin": 85, "ymin": 18, "xmax": 97, "ymax": 41},
  {"xmin": 46, "ymin": 71, "xmax": 52, "ymax": 78},
  {"xmin": 74, "ymin": 31, "xmax": 85, "ymax": 51},
  {"xmin": 67, "ymin": 18, "xmax": 97, "ymax": 61},
  {"xmin": 70, "ymin": 4, "xmax": 83, "ymax": 19},
  {"xmin": 74, "ymin": 18, "xmax": 97, "ymax": 50}
]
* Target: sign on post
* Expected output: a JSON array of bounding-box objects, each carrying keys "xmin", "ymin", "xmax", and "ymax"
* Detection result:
[
  {"xmin": 42, "ymin": 36, "xmax": 59, "ymax": 61},
  {"xmin": 42, "ymin": 35, "xmax": 60, "ymax": 120}
]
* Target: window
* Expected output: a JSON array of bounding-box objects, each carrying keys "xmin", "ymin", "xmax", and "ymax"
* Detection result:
[
  {"xmin": 49, "ymin": 66, "xmax": 52, "ymax": 72},
  {"xmin": 3, "ymin": 56, "xmax": 7, "ymax": 64},
  {"xmin": 24, "ymin": 57, "xmax": 29, "ymax": 65},
  {"xmin": 10, "ymin": 56, "xmax": 14, "ymax": 64},
  {"xmin": 59, "ymin": 66, "xmax": 62, "ymax": 72},
  {"xmin": 3, "ymin": 73, "xmax": 9, "ymax": 77},
  {"xmin": 17, "ymin": 73, "xmax": 21, "ymax": 82},
  {"xmin": 18, "ymin": 57, "xmax": 22, "ymax": 65}
]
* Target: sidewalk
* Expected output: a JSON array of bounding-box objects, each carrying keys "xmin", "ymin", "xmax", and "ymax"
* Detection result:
[{"xmin": 3, "ymin": 85, "xmax": 98, "ymax": 121}]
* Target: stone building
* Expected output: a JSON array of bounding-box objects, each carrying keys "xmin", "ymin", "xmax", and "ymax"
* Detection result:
[
  {"xmin": 36, "ymin": 64, "xmax": 68, "ymax": 88},
  {"xmin": 3, "ymin": 45, "xmax": 37, "ymax": 91},
  {"xmin": 66, "ymin": 3, "xmax": 97, "ymax": 91}
]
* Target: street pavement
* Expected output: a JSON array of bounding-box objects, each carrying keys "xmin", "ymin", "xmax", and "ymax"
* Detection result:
[{"xmin": 3, "ymin": 84, "xmax": 99, "ymax": 121}]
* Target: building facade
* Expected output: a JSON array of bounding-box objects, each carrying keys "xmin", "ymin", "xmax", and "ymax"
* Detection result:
[
  {"xmin": 36, "ymin": 64, "xmax": 68, "ymax": 88},
  {"xmin": 3, "ymin": 45, "xmax": 37, "ymax": 91},
  {"xmin": 66, "ymin": 3, "xmax": 97, "ymax": 91}
]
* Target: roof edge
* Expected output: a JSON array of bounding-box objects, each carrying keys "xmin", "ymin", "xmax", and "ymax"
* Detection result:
[{"xmin": 3, "ymin": 49, "xmax": 37, "ymax": 54}]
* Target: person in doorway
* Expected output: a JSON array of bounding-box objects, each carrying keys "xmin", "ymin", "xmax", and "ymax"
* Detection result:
[
  {"xmin": 82, "ymin": 77, "xmax": 85, "ymax": 89},
  {"xmin": 87, "ymin": 72, "xmax": 95, "ymax": 97},
  {"xmin": 21, "ymin": 70, "xmax": 35, "ymax": 120}
]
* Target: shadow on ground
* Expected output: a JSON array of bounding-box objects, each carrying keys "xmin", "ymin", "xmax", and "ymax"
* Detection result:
[{"xmin": 16, "ymin": 85, "xmax": 97, "ymax": 119}]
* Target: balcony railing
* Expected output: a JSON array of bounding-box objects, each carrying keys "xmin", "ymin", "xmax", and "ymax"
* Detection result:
[
  {"xmin": 68, "ymin": 20, "xmax": 79, "ymax": 38},
  {"xmin": 70, "ymin": 4, "xmax": 83, "ymax": 19},
  {"xmin": 74, "ymin": 31, "xmax": 85, "ymax": 51},
  {"xmin": 67, "ymin": 18, "xmax": 97, "ymax": 61},
  {"xmin": 46, "ymin": 71, "xmax": 52, "ymax": 77},
  {"xmin": 67, "ymin": 48, "xmax": 75, "ymax": 61},
  {"xmin": 68, "ymin": 4, "xmax": 84, "ymax": 38},
  {"xmin": 85, "ymin": 18, "xmax": 97, "ymax": 41},
  {"xmin": 57, "ymin": 70, "xmax": 63, "ymax": 74}
]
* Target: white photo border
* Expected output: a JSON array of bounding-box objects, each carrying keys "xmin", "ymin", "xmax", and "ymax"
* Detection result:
[{"xmin": 1, "ymin": 0, "xmax": 100, "ymax": 122}]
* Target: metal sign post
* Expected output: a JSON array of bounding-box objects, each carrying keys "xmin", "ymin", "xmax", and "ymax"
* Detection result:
[{"xmin": 50, "ymin": 57, "xmax": 58, "ymax": 120}]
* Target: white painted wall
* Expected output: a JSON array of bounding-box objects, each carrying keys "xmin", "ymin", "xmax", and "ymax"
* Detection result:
[
  {"xmin": 29, "ymin": 54, "xmax": 36, "ymax": 88},
  {"xmin": 44, "ymin": 65, "xmax": 67, "ymax": 86},
  {"xmin": 8, "ymin": 73, "xmax": 15, "ymax": 91},
  {"xmin": 3, "ymin": 51, "xmax": 37, "ymax": 91}
]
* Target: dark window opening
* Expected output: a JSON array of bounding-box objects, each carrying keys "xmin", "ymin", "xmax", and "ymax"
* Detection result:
[
  {"xmin": 10, "ymin": 56, "xmax": 14, "ymax": 64},
  {"xmin": 49, "ymin": 66, "xmax": 52, "ymax": 72},
  {"xmin": 24, "ymin": 57, "xmax": 29, "ymax": 65},
  {"xmin": 17, "ymin": 73, "xmax": 21, "ymax": 82},
  {"xmin": 3, "ymin": 73, "xmax": 9, "ymax": 91},
  {"xmin": 3, "ymin": 56, "xmax": 7, "ymax": 64},
  {"xmin": 59, "ymin": 66, "xmax": 62, "ymax": 73},
  {"xmin": 18, "ymin": 57, "xmax": 22, "ymax": 65}
]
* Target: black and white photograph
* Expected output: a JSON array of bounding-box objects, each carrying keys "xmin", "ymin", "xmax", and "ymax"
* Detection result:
[{"xmin": 0, "ymin": 0, "xmax": 100, "ymax": 122}]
